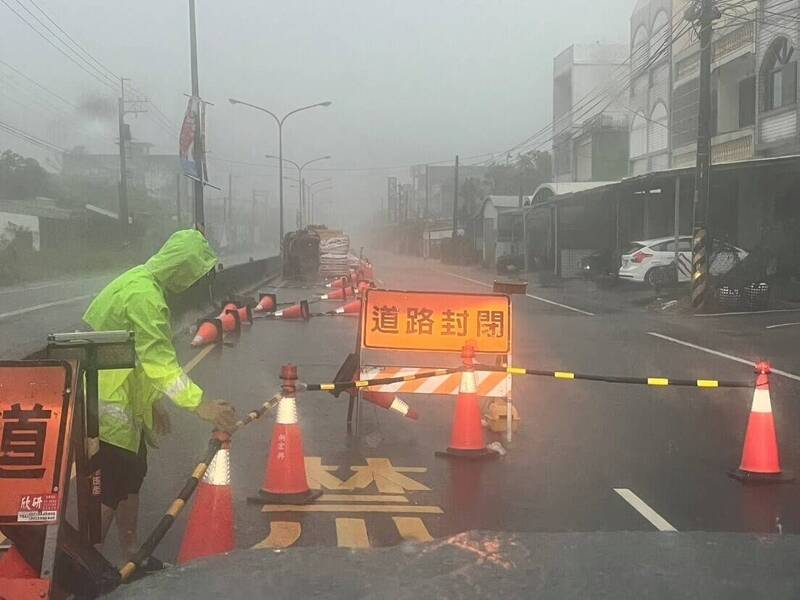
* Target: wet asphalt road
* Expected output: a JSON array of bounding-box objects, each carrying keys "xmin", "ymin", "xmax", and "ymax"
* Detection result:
[{"xmin": 103, "ymin": 250, "xmax": 800, "ymax": 566}]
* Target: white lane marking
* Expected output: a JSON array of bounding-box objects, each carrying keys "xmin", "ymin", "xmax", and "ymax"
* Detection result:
[
  {"xmin": 0, "ymin": 294, "xmax": 95, "ymax": 320},
  {"xmin": 440, "ymin": 271, "xmax": 595, "ymax": 316},
  {"xmin": 694, "ymin": 308, "xmax": 800, "ymax": 317},
  {"xmin": 647, "ymin": 331, "xmax": 800, "ymax": 382},
  {"xmin": 766, "ymin": 322, "xmax": 800, "ymax": 330},
  {"xmin": 614, "ymin": 488, "xmax": 677, "ymax": 532}
]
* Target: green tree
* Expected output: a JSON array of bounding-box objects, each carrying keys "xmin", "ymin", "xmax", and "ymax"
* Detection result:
[
  {"xmin": 484, "ymin": 150, "xmax": 552, "ymax": 197},
  {"xmin": 0, "ymin": 150, "xmax": 54, "ymax": 198}
]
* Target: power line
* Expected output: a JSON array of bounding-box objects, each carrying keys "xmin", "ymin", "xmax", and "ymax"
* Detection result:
[
  {"xmin": 0, "ymin": 0, "xmax": 116, "ymax": 93},
  {"xmin": 0, "ymin": 58, "xmax": 77, "ymax": 109},
  {"xmin": 0, "ymin": 118, "xmax": 65, "ymax": 152}
]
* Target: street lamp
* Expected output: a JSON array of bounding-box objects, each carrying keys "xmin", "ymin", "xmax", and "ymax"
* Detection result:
[
  {"xmin": 228, "ymin": 98, "xmax": 331, "ymax": 251},
  {"xmin": 310, "ymin": 185, "xmax": 333, "ymax": 224},
  {"xmin": 265, "ymin": 154, "xmax": 331, "ymax": 228},
  {"xmin": 307, "ymin": 178, "xmax": 333, "ymax": 224}
]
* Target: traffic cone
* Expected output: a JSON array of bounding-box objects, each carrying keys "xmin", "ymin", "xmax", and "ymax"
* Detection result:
[
  {"xmin": 192, "ymin": 303, "xmax": 238, "ymax": 346},
  {"xmin": 330, "ymin": 299, "xmax": 361, "ymax": 315},
  {"xmin": 319, "ymin": 286, "xmax": 353, "ymax": 301},
  {"xmin": 362, "ymin": 391, "xmax": 418, "ymax": 420},
  {"xmin": 254, "ymin": 293, "xmax": 277, "ymax": 313},
  {"xmin": 0, "ymin": 546, "xmax": 37, "ymax": 578},
  {"xmin": 177, "ymin": 434, "xmax": 235, "ymax": 564},
  {"xmin": 436, "ymin": 344, "xmax": 498, "ymax": 460},
  {"xmin": 273, "ymin": 300, "xmax": 311, "ymax": 321},
  {"xmin": 356, "ymin": 281, "xmax": 374, "ymax": 297},
  {"xmin": 326, "ymin": 276, "xmax": 348, "ymax": 289},
  {"xmin": 248, "ymin": 376, "xmax": 321, "ymax": 505},
  {"xmin": 729, "ymin": 362, "xmax": 793, "ymax": 483}
]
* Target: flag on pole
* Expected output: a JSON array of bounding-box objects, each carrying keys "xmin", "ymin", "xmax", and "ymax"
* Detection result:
[{"xmin": 179, "ymin": 97, "xmax": 201, "ymax": 179}]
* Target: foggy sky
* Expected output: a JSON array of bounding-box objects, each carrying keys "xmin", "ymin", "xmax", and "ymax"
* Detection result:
[{"xmin": 0, "ymin": 0, "xmax": 635, "ymax": 228}]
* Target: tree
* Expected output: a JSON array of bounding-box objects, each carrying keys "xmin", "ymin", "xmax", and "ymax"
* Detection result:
[
  {"xmin": 0, "ymin": 150, "xmax": 54, "ymax": 199},
  {"xmin": 484, "ymin": 150, "xmax": 552, "ymax": 197}
]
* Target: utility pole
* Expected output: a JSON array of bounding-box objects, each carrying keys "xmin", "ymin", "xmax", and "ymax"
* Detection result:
[
  {"xmin": 425, "ymin": 164, "xmax": 430, "ymax": 218},
  {"xmin": 117, "ymin": 77, "xmax": 146, "ymax": 240},
  {"xmin": 227, "ymin": 172, "xmax": 233, "ymax": 242},
  {"xmin": 301, "ymin": 177, "xmax": 306, "ymax": 228},
  {"xmin": 176, "ymin": 173, "xmax": 182, "ymax": 225},
  {"xmin": 451, "ymin": 155, "xmax": 459, "ymax": 239},
  {"xmin": 688, "ymin": 0, "xmax": 718, "ymax": 310},
  {"xmin": 188, "ymin": 0, "xmax": 204, "ymax": 229}
]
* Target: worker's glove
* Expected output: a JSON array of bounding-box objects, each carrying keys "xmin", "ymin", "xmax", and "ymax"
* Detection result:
[{"xmin": 196, "ymin": 400, "xmax": 237, "ymax": 433}]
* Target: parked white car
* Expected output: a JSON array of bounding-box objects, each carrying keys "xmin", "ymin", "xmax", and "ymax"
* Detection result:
[{"xmin": 618, "ymin": 235, "xmax": 747, "ymax": 284}]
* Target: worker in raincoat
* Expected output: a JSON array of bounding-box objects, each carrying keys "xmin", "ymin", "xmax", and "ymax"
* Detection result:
[{"xmin": 83, "ymin": 229, "xmax": 236, "ymax": 568}]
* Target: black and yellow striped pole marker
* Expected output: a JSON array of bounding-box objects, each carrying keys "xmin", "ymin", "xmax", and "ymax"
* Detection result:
[
  {"xmin": 477, "ymin": 364, "xmax": 752, "ymax": 389},
  {"xmin": 119, "ymin": 434, "xmax": 224, "ymax": 582},
  {"xmin": 691, "ymin": 226, "xmax": 708, "ymax": 310},
  {"xmin": 303, "ymin": 367, "xmax": 461, "ymax": 394}
]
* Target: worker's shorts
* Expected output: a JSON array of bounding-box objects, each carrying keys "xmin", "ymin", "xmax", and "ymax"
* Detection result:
[{"xmin": 97, "ymin": 439, "xmax": 147, "ymax": 510}]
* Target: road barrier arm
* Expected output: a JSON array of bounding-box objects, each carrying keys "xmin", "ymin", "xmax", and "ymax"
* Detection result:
[
  {"xmin": 303, "ymin": 367, "xmax": 461, "ymax": 393},
  {"xmin": 476, "ymin": 364, "xmax": 752, "ymax": 389},
  {"xmin": 118, "ymin": 436, "xmax": 223, "ymax": 582}
]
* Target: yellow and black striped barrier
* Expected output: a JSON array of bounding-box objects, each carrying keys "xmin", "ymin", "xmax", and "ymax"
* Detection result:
[
  {"xmin": 476, "ymin": 364, "xmax": 752, "ymax": 389},
  {"xmin": 304, "ymin": 367, "xmax": 461, "ymax": 393}
]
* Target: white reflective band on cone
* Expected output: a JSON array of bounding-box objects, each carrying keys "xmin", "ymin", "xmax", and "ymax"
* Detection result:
[
  {"xmin": 274, "ymin": 310, "xmax": 284, "ymax": 318},
  {"xmin": 276, "ymin": 396, "xmax": 299, "ymax": 424},
  {"xmin": 751, "ymin": 388, "xmax": 772, "ymax": 414},
  {"xmin": 203, "ymin": 448, "xmax": 231, "ymax": 486},
  {"xmin": 389, "ymin": 396, "xmax": 410, "ymax": 416},
  {"xmin": 460, "ymin": 370, "xmax": 477, "ymax": 394}
]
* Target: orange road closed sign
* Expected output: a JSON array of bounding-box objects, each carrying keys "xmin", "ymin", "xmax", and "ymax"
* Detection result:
[
  {"xmin": 362, "ymin": 289, "xmax": 511, "ymax": 353},
  {"xmin": 0, "ymin": 361, "xmax": 75, "ymax": 526}
]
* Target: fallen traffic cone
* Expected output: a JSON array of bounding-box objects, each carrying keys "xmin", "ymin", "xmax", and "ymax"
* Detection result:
[
  {"xmin": 729, "ymin": 362, "xmax": 793, "ymax": 483},
  {"xmin": 249, "ymin": 365, "xmax": 322, "ymax": 505},
  {"xmin": 272, "ymin": 300, "xmax": 311, "ymax": 321},
  {"xmin": 362, "ymin": 391, "xmax": 418, "ymax": 420},
  {"xmin": 177, "ymin": 433, "xmax": 235, "ymax": 564},
  {"xmin": 319, "ymin": 286, "xmax": 353, "ymax": 301},
  {"xmin": 254, "ymin": 293, "xmax": 277, "ymax": 313},
  {"xmin": 0, "ymin": 546, "xmax": 37, "ymax": 578},
  {"xmin": 436, "ymin": 343, "xmax": 498, "ymax": 460},
  {"xmin": 192, "ymin": 303, "xmax": 238, "ymax": 346},
  {"xmin": 326, "ymin": 276, "xmax": 348, "ymax": 289},
  {"xmin": 329, "ymin": 299, "xmax": 362, "ymax": 315}
]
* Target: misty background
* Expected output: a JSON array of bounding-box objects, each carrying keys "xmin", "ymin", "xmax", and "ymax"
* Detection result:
[{"xmin": 0, "ymin": 0, "xmax": 633, "ymax": 231}]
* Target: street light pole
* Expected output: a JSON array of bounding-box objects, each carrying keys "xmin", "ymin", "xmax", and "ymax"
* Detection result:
[
  {"xmin": 265, "ymin": 154, "xmax": 330, "ymax": 229},
  {"xmin": 188, "ymin": 0, "xmax": 204, "ymax": 229},
  {"xmin": 229, "ymin": 99, "xmax": 331, "ymax": 253}
]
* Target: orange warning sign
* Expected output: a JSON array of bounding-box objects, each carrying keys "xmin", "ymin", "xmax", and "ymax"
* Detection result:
[
  {"xmin": 362, "ymin": 289, "xmax": 510, "ymax": 353},
  {"xmin": 0, "ymin": 361, "xmax": 75, "ymax": 525}
]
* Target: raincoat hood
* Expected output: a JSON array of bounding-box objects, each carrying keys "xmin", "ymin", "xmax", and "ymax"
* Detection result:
[{"xmin": 144, "ymin": 229, "xmax": 218, "ymax": 294}]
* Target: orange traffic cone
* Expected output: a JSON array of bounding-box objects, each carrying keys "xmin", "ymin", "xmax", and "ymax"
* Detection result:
[
  {"xmin": 329, "ymin": 299, "xmax": 361, "ymax": 315},
  {"xmin": 249, "ymin": 365, "xmax": 321, "ymax": 505},
  {"xmin": 326, "ymin": 276, "xmax": 348, "ymax": 289},
  {"xmin": 436, "ymin": 343, "xmax": 498, "ymax": 460},
  {"xmin": 272, "ymin": 300, "xmax": 311, "ymax": 321},
  {"xmin": 362, "ymin": 391, "xmax": 418, "ymax": 420},
  {"xmin": 356, "ymin": 281, "xmax": 374, "ymax": 297},
  {"xmin": 729, "ymin": 362, "xmax": 792, "ymax": 483},
  {"xmin": 254, "ymin": 293, "xmax": 277, "ymax": 313},
  {"xmin": 177, "ymin": 434, "xmax": 235, "ymax": 564},
  {"xmin": 192, "ymin": 303, "xmax": 238, "ymax": 346},
  {"xmin": 319, "ymin": 286, "xmax": 353, "ymax": 301},
  {"xmin": 0, "ymin": 546, "xmax": 37, "ymax": 578}
]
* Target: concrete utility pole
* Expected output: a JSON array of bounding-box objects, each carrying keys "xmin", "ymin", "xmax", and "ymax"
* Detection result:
[
  {"xmin": 452, "ymin": 155, "xmax": 459, "ymax": 240},
  {"xmin": 188, "ymin": 0, "xmax": 205, "ymax": 229},
  {"xmin": 118, "ymin": 78, "xmax": 129, "ymax": 237},
  {"xmin": 425, "ymin": 164, "xmax": 430, "ymax": 218},
  {"xmin": 689, "ymin": 0, "xmax": 718, "ymax": 310}
]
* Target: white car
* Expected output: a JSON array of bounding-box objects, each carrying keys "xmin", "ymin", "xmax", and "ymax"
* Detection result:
[{"xmin": 618, "ymin": 236, "xmax": 747, "ymax": 285}]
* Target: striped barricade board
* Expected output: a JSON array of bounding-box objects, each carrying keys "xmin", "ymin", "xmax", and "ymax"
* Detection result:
[{"xmin": 361, "ymin": 366, "xmax": 511, "ymax": 399}]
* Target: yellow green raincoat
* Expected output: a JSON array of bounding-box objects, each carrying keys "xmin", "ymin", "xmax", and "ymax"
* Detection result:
[{"xmin": 83, "ymin": 229, "xmax": 218, "ymax": 452}]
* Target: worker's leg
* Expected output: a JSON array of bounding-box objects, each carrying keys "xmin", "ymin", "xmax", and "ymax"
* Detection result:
[{"xmin": 116, "ymin": 494, "xmax": 140, "ymax": 560}]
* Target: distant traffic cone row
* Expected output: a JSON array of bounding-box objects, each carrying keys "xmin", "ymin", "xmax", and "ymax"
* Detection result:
[
  {"xmin": 437, "ymin": 343, "xmax": 498, "ymax": 460},
  {"xmin": 272, "ymin": 300, "xmax": 311, "ymax": 321},
  {"xmin": 249, "ymin": 365, "xmax": 321, "ymax": 505},
  {"xmin": 362, "ymin": 391, "xmax": 418, "ymax": 420},
  {"xmin": 729, "ymin": 362, "xmax": 793, "ymax": 483},
  {"xmin": 326, "ymin": 276, "xmax": 349, "ymax": 289},
  {"xmin": 177, "ymin": 434, "xmax": 235, "ymax": 564}
]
